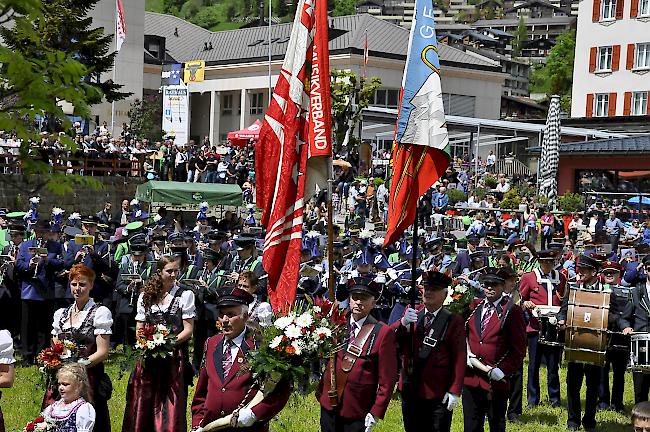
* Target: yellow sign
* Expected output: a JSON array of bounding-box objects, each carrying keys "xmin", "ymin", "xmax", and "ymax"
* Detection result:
[{"xmin": 184, "ymin": 60, "xmax": 205, "ymax": 83}]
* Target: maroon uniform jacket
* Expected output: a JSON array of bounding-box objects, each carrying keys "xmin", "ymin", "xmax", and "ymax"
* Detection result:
[
  {"xmin": 316, "ymin": 315, "xmax": 398, "ymax": 420},
  {"xmin": 464, "ymin": 297, "xmax": 526, "ymax": 392},
  {"xmin": 391, "ymin": 306, "xmax": 466, "ymax": 399},
  {"xmin": 519, "ymin": 269, "xmax": 566, "ymax": 333},
  {"xmin": 191, "ymin": 329, "xmax": 291, "ymax": 431}
]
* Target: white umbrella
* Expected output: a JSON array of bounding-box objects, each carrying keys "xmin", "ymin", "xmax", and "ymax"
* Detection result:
[{"xmin": 539, "ymin": 95, "xmax": 561, "ymax": 204}]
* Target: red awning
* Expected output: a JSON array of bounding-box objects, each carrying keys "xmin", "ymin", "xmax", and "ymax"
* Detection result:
[{"xmin": 227, "ymin": 119, "xmax": 262, "ymax": 146}]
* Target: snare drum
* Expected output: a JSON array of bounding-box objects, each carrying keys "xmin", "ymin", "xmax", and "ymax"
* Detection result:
[
  {"xmin": 630, "ymin": 333, "xmax": 650, "ymax": 373},
  {"xmin": 539, "ymin": 315, "xmax": 565, "ymax": 347},
  {"xmin": 564, "ymin": 287, "xmax": 610, "ymax": 366}
]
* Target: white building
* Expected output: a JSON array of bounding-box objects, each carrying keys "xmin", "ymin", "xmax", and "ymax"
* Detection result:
[
  {"xmin": 570, "ymin": 0, "xmax": 650, "ymax": 118},
  {"xmin": 143, "ymin": 12, "xmax": 506, "ymax": 145}
]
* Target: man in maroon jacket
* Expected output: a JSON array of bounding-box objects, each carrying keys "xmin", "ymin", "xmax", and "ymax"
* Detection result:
[
  {"xmin": 191, "ymin": 287, "xmax": 291, "ymax": 432},
  {"xmin": 463, "ymin": 268, "xmax": 527, "ymax": 432},
  {"xmin": 317, "ymin": 276, "xmax": 398, "ymax": 432},
  {"xmin": 519, "ymin": 249, "xmax": 567, "ymax": 408},
  {"xmin": 392, "ymin": 270, "xmax": 466, "ymax": 432}
]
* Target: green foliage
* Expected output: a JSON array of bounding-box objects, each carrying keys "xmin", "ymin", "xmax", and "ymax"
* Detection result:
[
  {"xmin": 332, "ymin": 0, "xmax": 357, "ymax": 16},
  {"xmin": 474, "ymin": 187, "xmax": 487, "ymax": 199},
  {"xmin": 331, "ymin": 70, "xmax": 381, "ymax": 152},
  {"xmin": 373, "ymin": 177, "xmax": 384, "ymax": 186},
  {"xmin": 446, "ymin": 188, "xmax": 467, "ymax": 205},
  {"xmin": 557, "ymin": 192, "xmax": 585, "ymax": 213},
  {"xmin": 513, "ymin": 15, "xmax": 528, "ymax": 57},
  {"xmin": 530, "ymin": 30, "xmax": 576, "ymax": 112},
  {"xmin": 484, "ymin": 174, "xmax": 497, "ymax": 189},
  {"xmin": 500, "ymin": 188, "xmax": 522, "ymax": 209},
  {"xmin": 128, "ymin": 94, "xmax": 164, "ymax": 142}
]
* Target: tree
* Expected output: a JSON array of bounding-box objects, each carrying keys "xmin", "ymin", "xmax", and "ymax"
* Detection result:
[
  {"xmin": 128, "ymin": 94, "xmax": 163, "ymax": 143},
  {"xmin": 529, "ymin": 30, "xmax": 576, "ymax": 112},
  {"xmin": 332, "ymin": 0, "xmax": 356, "ymax": 16},
  {"xmin": 330, "ymin": 70, "xmax": 381, "ymax": 153},
  {"xmin": 0, "ymin": 0, "xmax": 102, "ymax": 195},
  {"xmin": 512, "ymin": 15, "xmax": 528, "ymax": 57},
  {"xmin": 1, "ymin": 0, "xmax": 129, "ymax": 104}
]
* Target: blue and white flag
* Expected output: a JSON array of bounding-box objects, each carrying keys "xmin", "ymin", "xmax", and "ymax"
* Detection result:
[{"xmin": 161, "ymin": 63, "xmax": 182, "ymax": 86}]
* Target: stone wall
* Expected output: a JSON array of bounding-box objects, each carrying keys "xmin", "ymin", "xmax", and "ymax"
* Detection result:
[{"xmin": 0, "ymin": 175, "xmax": 142, "ymax": 215}]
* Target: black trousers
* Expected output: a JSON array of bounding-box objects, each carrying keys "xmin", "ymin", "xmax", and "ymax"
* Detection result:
[
  {"xmin": 566, "ymin": 362, "xmax": 600, "ymax": 429},
  {"xmin": 0, "ymin": 293, "xmax": 21, "ymax": 341},
  {"xmin": 633, "ymin": 372, "xmax": 650, "ymax": 403},
  {"xmin": 320, "ymin": 407, "xmax": 364, "ymax": 432},
  {"xmin": 508, "ymin": 367, "xmax": 523, "ymax": 418},
  {"xmin": 114, "ymin": 312, "xmax": 136, "ymax": 348},
  {"xmin": 21, "ymin": 299, "xmax": 54, "ymax": 363},
  {"xmin": 462, "ymin": 385, "xmax": 508, "ymax": 432},
  {"xmin": 401, "ymin": 395, "xmax": 452, "ymax": 432},
  {"xmin": 599, "ymin": 349, "xmax": 627, "ymax": 409},
  {"xmin": 192, "ymin": 319, "xmax": 217, "ymax": 371}
]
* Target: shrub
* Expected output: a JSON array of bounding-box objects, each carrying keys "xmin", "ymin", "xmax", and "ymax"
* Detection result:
[
  {"xmin": 484, "ymin": 175, "xmax": 497, "ymax": 189},
  {"xmin": 557, "ymin": 192, "xmax": 585, "ymax": 213},
  {"xmin": 500, "ymin": 188, "xmax": 521, "ymax": 210},
  {"xmin": 373, "ymin": 177, "xmax": 384, "ymax": 187},
  {"xmin": 447, "ymin": 188, "xmax": 467, "ymax": 205},
  {"xmin": 474, "ymin": 187, "xmax": 487, "ymax": 199}
]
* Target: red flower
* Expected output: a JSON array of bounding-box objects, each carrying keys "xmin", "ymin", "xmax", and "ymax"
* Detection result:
[
  {"xmin": 453, "ymin": 294, "xmax": 462, "ymax": 300},
  {"xmin": 285, "ymin": 345, "xmax": 296, "ymax": 355}
]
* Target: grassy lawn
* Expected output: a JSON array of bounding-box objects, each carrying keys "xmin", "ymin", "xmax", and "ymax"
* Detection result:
[{"xmin": 2, "ymin": 355, "xmax": 634, "ymax": 431}]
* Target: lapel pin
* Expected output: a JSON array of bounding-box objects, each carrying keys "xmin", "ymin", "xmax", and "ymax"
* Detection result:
[{"xmin": 237, "ymin": 357, "xmax": 244, "ymax": 364}]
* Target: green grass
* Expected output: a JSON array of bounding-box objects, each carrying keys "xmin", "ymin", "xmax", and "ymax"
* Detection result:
[
  {"xmin": 210, "ymin": 22, "xmax": 242, "ymax": 32},
  {"xmin": 2, "ymin": 356, "xmax": 634, "ymax": 431}
]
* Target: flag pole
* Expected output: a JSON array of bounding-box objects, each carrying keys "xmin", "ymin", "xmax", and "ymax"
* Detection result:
[
  {"xmin": 327, "ymin": 158, "xmax": 335, "ymax": 301},
  {"xmin": 111, "ymin": 5, "xmax": 117, "ymax": 137}
]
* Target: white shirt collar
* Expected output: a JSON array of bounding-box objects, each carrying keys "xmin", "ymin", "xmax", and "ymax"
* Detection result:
[
  {"xmin": 425, "ymin": 306, "xmax": 442, "ymax": 318},
  {"xmin": 350, "ymin": 315, "xmax": 368, "ymax": 329},
  {"xmin": 226, "ymin": 328, "xmax": 247, "ymax": 350}
]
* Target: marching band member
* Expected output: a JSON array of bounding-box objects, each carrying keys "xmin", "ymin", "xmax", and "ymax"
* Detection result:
[
  {"xmin": 191, "ymin": 287, "xmax": 291, "ymax": 432},
  {"xmin": 519, "ymin": 249, "xmax": 566, "ymax": 408},
  {"xmin": 622, "ymin": 255, "xmax": 650, "ymax": 403},
  {"xmin": 463, "ymin": 268, "xmax": 526, "ymax": 432},
  {"xmin": 500, "ymin": 266, "xmax": 524, "ymax": 421},
  {"xmin": 393, "ymin": 271, "xmax": 466, "ymax": 432},
  {"xmin": 0, "ymin": 223, "xmax": 24, "ymax": 337},
  {"xmin": 557, "ymin": 254, "xmax": 608, "ymax": 431},
  {"xmin": 598, "ymin": 260, "xmax": 628, "ymax": 412},
  {"xmin": 317, "ymin": 277, "xmax": 398, "ymax": 432}
]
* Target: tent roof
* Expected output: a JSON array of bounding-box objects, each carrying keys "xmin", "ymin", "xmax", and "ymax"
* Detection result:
[
  {"xmin": 228, "ymin": 119, "xmax": 262, "ymax": 141},
  {"xmin": 135, "ymin": 181, "xmax": 243, "ymax": 206}
]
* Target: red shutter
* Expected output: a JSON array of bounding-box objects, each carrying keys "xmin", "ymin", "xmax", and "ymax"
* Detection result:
[
  {"xmin": 589, "ymin": 47, "xmax": 597, "ymax": 72},
  {"xmin": 623, "ymin": 91, "xmax": 632, "ymax": 115},
  {"xmin": 616, "ymin": 0, "xmax": 625, "ymax": 18},
  {"xmin": 631, "ymin": 0, "xmax": 639, "ymax": 17},
  {"xmin": 608, "ymin": 92, "xmax": 618, "ymax": 116},
  {"xmin": 647, "ymin": 91, "xmax": 650, "ymax": 115},
  {"xmin": 627, "ymin": 44, "xmax": 636, "ymax": 69},
  {"xmin": 586, "ymin": 94, "xmax": 594, "ymax": 117},
  {"xmin": 593, "ymin": 0, "xmax": 602, "ymax": 20},
  {"xmin": 612, "ymin": 45, "xmax": 621, "ymax": 71}
]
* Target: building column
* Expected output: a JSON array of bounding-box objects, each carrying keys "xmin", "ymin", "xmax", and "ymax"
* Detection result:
[
  {"xmin": 240, "ymin": 88, "xmax": 249, "ymax": 130},
  {"xmin": 209, "ymin": 90, "xmax": 221, "ymax": 146}
]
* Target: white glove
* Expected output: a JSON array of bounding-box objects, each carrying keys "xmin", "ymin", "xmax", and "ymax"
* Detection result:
[
  {"xmin": 236, "ymin": 408, "xmax": 257, "ymax": 427},
  {"xmin": 77, "ymin": 358, "xmax": 92, "ymax": 366},
  {"xmin": 400, "ymin": 307, "xmax": 418, "ymax": 327},
  {"xmin": 192, "ymin": 428, "xmax": 204, "ymax": 432},
  {"xmin": 364, "ymin": 413, "xmax": 377, "ymax": 432},
  {"xmin": 442, "ymin": 392, "xmax": 459, "ymax": 411},
  {"xmin": 488, "ymin": 367, "xmax": 505, "ymax": 381}
]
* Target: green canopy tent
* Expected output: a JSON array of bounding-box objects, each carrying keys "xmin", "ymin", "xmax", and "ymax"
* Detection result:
[{"xmin": 135, "ymin": 181, "xmax": 243, "ymax": 207}]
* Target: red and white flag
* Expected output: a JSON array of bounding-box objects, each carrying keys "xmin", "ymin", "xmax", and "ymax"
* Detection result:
[
  {"xmin": 363, "ymin": 29, "xmax": 369, "ymax": 78},
  {"xmin": 115, "ymin": 0, "xmax": 127, "ymax": 52},
  {"xmin": 256, "ymin": 0, "xmax": 332, "ymax": 311}
]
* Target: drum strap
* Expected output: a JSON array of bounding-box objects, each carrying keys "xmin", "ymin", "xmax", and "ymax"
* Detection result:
[
  {"xmin": 534, "ymin": 268, "xmax": 559, "ymax": 306},
  {"xmin": 418, "ymin": 309, "xmax": 451, "ymax": 359}
]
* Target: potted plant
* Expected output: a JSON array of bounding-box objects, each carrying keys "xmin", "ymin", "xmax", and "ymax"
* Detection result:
[
  {"xmin": 499, "ymin": 188, "xmax": 522, "ymax": 221},
  {"xmin": 557, "ymin": 192, "xmax": 585, "ymax": 236},
  {"xmin": 446, "ymin": 188, "xmax": 467, "ymax": 216}
]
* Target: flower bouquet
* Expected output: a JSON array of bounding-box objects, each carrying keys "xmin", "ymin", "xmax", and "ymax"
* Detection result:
[
  {"xmin": 21, "ymin": 415, "xmax": 55, "ymax": 431},
  {"xmin": 134, "ymin": 324, "xmax": 176, "ymax": 360},
  {"xmin": 37, "ymin": 340, "xmax": 79, "ymax": 381},
  {"xmin": 444, "ymin": 279, "xmax": 476, "ymax": 318},
  {"xmin": 201, "ymin": 297, "xmax": 348, "ymax": 431}
]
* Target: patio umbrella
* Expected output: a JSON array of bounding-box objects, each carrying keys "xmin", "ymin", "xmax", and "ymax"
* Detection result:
[
  {"xmin": 628, "ymin": 196, "xmax": 650, "ymax": 205},
  {"xmin": 333, "ymin": 159, "xmax": 352, "ymax": 169},
  {"xmin": 538, "ymin": 95, "xmax": 561, "ymax": 204}
]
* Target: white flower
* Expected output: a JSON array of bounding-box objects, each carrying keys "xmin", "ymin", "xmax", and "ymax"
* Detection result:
[
  {"xmin": 60, "ymin": 348, "xmax": 72, "ymax": 360},
  {"xmin": 69, "ymin": 212, "xmax": 81, "ymax": 220},
  {"xmin": 456, "ymin": 284, "xmax": 468, "ymax": 294},
  {"xmin": 130, "ymin": 198, "xmax": 139, "ymax": 206},
  {"xmin": 313, "ymin": 306, "xmax": 321, "ymax": 313},
  {"xmin": 314, "ymin": 327, "xmax": 332, "ymax": 339},
  {"xmin": 51, "ymin": 207, "xmax": 64, "ymax": 216},
  {"xmin": 284, "ymin": 324, "xmax": 302, "ymax": 340},
  {"xmin": 269, "ymin": 335, "xmax": 283, "ymax": 349},
  {"xmin": 295, "ymin": 313, "xmax": 313, "ymax": 328},
  {"xmin": 152, "ymin": 333, "xmax": 165, "ymax": 346},
  {"xmin": 35, "ymin": 422, "xmax": 49, "ymax": 431},
  {"xmin": 290, "ymin": 340, "xmax": 303, "ymax": 355},
  {"xmin": 257, "ymin": 308, "xmax": 273, "ymax": 327},
  {"xmin": 156, "ymin": 324, "xmax": 168, "ymax": 333},
  {"xmin": 29, "ymin": 196, "xmax": 40, "ymax": 204},
  {"xmin": 146, "ymin": 340, "xmax": 156, "ymax": 350},
  {"xmin": 274, "ymin": 316, "xmax": 292, "ymax": 330}
]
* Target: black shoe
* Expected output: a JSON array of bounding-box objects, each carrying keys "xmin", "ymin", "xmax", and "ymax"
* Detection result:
[
  {"xmin": 584, "ymin": 427, "xmax": 596, "ymax": 432},
  {"xmin": 613, "ymin": 405, "xmax": 626, "ymax": 414},
  {"xmin": 597, "ymin": 402, "xmax": 609, "ymax": 410},
  {"xmin": 567, "ymin": 424, "xmax": 580, "ymax": 431},
  {"xmin": 507, "ymin": 414, "xmax": 521, "ymax": 422},
  {"xmin": 550, "ymin": 401, "xmax": 562, "ymax": 408}
]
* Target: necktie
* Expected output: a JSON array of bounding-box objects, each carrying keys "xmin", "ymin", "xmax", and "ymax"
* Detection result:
[
  {"xmin": 223, "ymin": 339, "xmax": 234, "ymax": 378},
  {"xmin": 481, "ymin": 303, "xmax": 494, "ymax": 335},
  {"xmin": 348, "ymin": 323, "xmax": 358, "ymax": 345},
  {"xmin": 424, "ymin": 312, "xmax": 435, "ymax": 333}
]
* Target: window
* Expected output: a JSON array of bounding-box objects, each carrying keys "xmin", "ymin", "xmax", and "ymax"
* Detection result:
[
  {"xmin": 249, "ymin": 92, "xmax": 264, "ymax": 115},
  {"xmin": 601, "ymin": 0, "xmax": 616, "ymax": 19},
  {"xmin": 597, "ymin": 46, "xmax": 613, "ymax": 71},
  {"xmin": 640, "ymin": 0, "xmax": 650, "ymax": 16},
  {"xmin": 370, "ymin": 89, "xmax": 400, "ymax": 109},
  {"xmin": 222, "ymin": 94, "xmax": 233, "ymax": 116},
  {"xmin": 594, "ymin": 93, "xmax": 609, "ymax": 117},
  {"xmin": 442, "ymin": 93, "xmax": 476, "ymax": 116},
  {"xmin": 632, "ymin": 91, "xmax": 648, "ymax": 115},
  {"xmin": 635, "ymin": 43, "xmax": 650, "ymax": 69}
]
